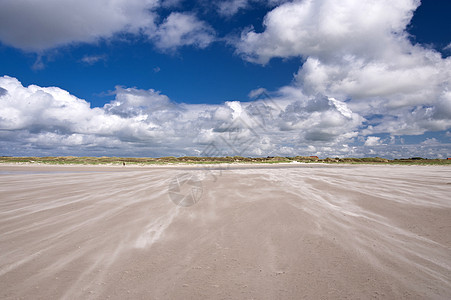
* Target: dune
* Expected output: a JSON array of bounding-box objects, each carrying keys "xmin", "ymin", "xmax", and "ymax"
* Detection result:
[{"xmin": 0, "ymin": 163, "xmax": 450, "ymax": 299}]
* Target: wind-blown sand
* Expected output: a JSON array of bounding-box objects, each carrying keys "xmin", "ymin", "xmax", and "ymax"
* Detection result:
[{"xmin": 0, "ymin": 163, "xmax": 450, "ymax": 299}]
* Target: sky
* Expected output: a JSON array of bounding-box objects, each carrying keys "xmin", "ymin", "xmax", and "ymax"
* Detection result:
[{"xmin": 0, "ymin": 0, "xmax": 450, "ymax": 158}]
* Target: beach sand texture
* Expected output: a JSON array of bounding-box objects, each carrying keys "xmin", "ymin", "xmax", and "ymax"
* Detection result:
[{"xmin": 0, "ymin": 164, "xmax": 450, "ymax": 299}]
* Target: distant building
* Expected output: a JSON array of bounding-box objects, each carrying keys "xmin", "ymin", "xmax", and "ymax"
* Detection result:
[{"xmin": 309, "ymin": 156, "xmax": 319, "ymax": 159}]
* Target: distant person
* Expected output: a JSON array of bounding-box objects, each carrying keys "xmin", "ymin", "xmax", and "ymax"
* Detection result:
[{"xmin": 123, "ymin": 162, "xmax": 126, "ymax": 166}]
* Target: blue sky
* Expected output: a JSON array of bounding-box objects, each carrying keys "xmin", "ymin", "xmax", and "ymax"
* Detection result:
[{"xmin": 0, "ymin": 0, "xmax": 450, "ymax": 158}]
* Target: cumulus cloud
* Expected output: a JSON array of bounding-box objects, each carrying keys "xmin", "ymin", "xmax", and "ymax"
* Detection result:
[
  {"xmin": 0, "ymin": 0, "xmax": 214, "ymax": 52},
  {"xmin": 0, "ymin": 75, "xmax": 376, "ymax": 157},
  {"xmin": 364, "ymin": 136, "xmax": 382, "ymax": 147},
  {"xmin": 149, "ymin": 12, "xmax": 215, "ymax": 51},
  {"xmin": 235, "ymin": 0, "xmax": 451, "ymax": 144},
  {"xmin": 1, "ymin": 75, "xmax": 449, "ymax": 158},
  {"xmin": 6, "ymin": 74, "xmax": 446, "ymax": 159},
  {"xmin": 236, "ymin": 0, "xmax": 420, "ymax": 64},
  {"xmin": 0, "ymin": 87, "xmax": 7, "ymax": 97},
  {"xmin": 277, "ymin": 95, "xmax": 361, "ymax": 143},
  {"xmin": 0, "ymin": 76, "xmax": 190, "ymax": 156},
  {"xmin": 0, "ymin": 0, "xmax": 158, "ymax": 51}
]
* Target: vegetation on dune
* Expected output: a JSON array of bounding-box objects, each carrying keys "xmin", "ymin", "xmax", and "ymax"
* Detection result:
[{"xmin": 0, "ymin": 156, "xmax": 450, "ymax": 165}]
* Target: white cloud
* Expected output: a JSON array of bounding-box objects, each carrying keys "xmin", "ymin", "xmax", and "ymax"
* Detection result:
[
  {"xmin": 216, "ymin": 0, "xmax": 292, "ymax": 17},
  {"xmin": 234, "ymin": 0, "xmax": 451, "ymax": 141},
  {"xmin": 277, "ymin": 95, "xmax": 362, "ymax": 143},
  {"xmin": 360, "ymin": 91, "xmax": 451, "ymax": 136},
  {"xmin": 149, "ymin": 12, "xmax": 215, "ymax": 51},
  {"xmin": 217, "ymin": 0, "xmax": 250, "ymax": 16},
  {"xmin": 421, "ymin": 138, "xmax": 439, "ymax": 146},
  {"xmin": 0, "ymin": 0, "xmax": 159, "ymax": 52},
  {"xmin": 0, "ymin": 75, "xmax": 373, "ymax": 157},
  {"xmin": 248, "ymin": 88, "xmax": 268, "ymax": 99},
  {"xmin": 0, "ymin": 69, "xmax": 449, "ymax": 158},
  {"xmin": 236, "ymin": 0, "xmax": 420, "ymax": 64},
  {"xmin": 0, "ymin": 0, "xmax": 215, "ymax": 52},
  {"xmin": 364, "ymin": 136, "xmax": 382, "ymax": 147}
]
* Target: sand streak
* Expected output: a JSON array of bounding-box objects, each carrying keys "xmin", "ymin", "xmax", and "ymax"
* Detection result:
[{"xmin": 0, "ymin": 164, "xmax": 450, "ymax": 299}]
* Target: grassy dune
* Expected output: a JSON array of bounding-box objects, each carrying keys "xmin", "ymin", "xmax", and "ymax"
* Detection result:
[{"xmin": 0, "ymin": 156, "xmax": 450, "ymax": 165}]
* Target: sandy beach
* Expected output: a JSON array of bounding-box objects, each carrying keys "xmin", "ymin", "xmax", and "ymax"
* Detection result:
[{"xmin": 0, "ymin": 163, "xmax": 450, "ymax": 299}]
